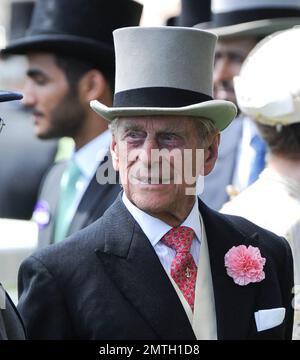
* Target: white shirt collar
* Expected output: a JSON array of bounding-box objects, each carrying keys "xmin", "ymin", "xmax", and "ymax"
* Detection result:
[
  {"xmin": 122, "ymin": 193, "xmax": 201, "ymax": 247},
  {"xmin": 73, "ymin": 130, "xmax": 111, "ymax": 179}
]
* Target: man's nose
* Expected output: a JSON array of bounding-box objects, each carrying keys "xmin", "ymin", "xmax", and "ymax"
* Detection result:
[
  {"xmin": 138, "ymin": 137, "xmax": 158, "ymax": 166},
  {"xmin": 22, "ymin": 81, "xmax": 36, "ymax": 108},
  {"xmin": 213, "ymin": 56, "xmax": 231, "ymax": 83}
]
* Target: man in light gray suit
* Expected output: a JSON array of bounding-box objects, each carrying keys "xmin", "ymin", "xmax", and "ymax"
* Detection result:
[{"xmin": 0, "ymin": 90, "xmax": 26, "ymax": 340}]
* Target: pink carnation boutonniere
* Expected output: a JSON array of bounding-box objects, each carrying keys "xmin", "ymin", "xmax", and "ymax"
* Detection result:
[{"xmin": 224, "ymin": 245, "xmax": 266, "ymax": 286}]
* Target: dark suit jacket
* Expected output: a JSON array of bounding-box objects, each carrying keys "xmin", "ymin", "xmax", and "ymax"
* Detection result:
[
  {"xmin": 0, "ymin": 285, "xmax": 25, "ymax": 340},
  {"xmin": 17, "ymin": 194, "xmax": 294, "ymax": 340},
  {"xmin": 0, "ymin": 103, "xmax": 57, "ymax": 220},
  {"xmin": 36, "ymin": 155, "xmax": 121, "ymax": 248}
]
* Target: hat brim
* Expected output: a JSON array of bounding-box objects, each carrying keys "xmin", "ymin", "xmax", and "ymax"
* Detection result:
[
  {"xmin": 196, "ymin": 17, "xmax": 300, "ymax": 38},
  {"xmin": 0, "ymin": 90, "xmax": 23, "ymax": 102},
  {"xmin": 90, "ymin": 100, "xmax": 237, "ymax": 131},
  {"xmin": 1, "ymin": 34, "xmax": 114, "ymax": 66}
]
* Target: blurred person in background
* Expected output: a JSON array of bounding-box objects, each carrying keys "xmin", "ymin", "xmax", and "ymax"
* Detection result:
[
  {"xmin": 196, "ymin": 0, "xmax": 300, "ymax": 210},
  {"xmin": 0, "ymin": 1, "xmax": 57, "ymax": 220},
  {"xmin": 0, "ymin": 90, "xmax": 26, "ymax": 340},
  {"xmin": 2, "ymin": 0, "xmax": 143, "ymax": 247},
  {"xmin": 221, "ymin": 27, "xmax": 300, "ymax": 339}
]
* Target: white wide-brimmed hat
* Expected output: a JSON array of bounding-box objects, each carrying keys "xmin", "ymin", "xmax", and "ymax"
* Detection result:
[
  {"xmin": 91, "ymin": 26, "xmax": 237, "ymax": 131},
  {"xmin": 195, "ymin": 0, "xmax": 300, "ymax": 38},
  {"xmin": 234, "ymin": 27, "xmax": 300, "ymax": 126}
]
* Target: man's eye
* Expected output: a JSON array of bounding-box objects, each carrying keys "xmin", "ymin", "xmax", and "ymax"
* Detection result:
[
  {"xmin": 127, "ymin": 131, "xmax": 144, "ymax": 139},
  {"xmin": 158, "ymin": 134, "xmax": 183, "ymax": 147},
  {"xmin": 215, "ymin": 52, "xmax": 222, "ymax": 61},
  {"xmin": 228, "ymin": 53, "xmax": 245, "ymax": 63},
  {"xmin": 33, "ymin": 76, "xmax": 47, "ymax": 85},
  {"xmin": 160, "ymin": 133, "xmax": 178, "ymax": 141},
  {"xmin": 214, "ymin": 52, "xmax": 245, "ymax": 64}
]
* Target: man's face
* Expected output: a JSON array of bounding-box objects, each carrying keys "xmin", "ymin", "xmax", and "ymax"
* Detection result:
[
  {"xmin": 213, "ymin": 37, "xmax": 257, "ymax": 104},
  {"xmin": 111, "ymin": 116, "xmax": 219, "ymax": 221},
  {"xmin": 23, "ymin": 52, "xmax": 84, "ymax": 139}
]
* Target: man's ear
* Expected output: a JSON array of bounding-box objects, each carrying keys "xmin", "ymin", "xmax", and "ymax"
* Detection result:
[
  {"xmin": 110, "ymin": 135, "xmax": 119, "ymax": 172},
  {"xmin": 203, "ymin": 132, "xmax": 220, "ymax": 176},
  {"xmin": 78, "ymin": 69, "xmax": 108, "ymax": 103}
]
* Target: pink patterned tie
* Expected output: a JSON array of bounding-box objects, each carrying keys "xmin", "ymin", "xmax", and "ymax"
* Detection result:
[{"xmin": 161, "ymin": 226, "xmax": 197, "ymax": 311}]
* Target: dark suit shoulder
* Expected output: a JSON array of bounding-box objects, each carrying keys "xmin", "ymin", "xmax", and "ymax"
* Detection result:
[
  {"xmin": 221, "ymin": 211, "xmax": 290, "ymax": 248},
  {"xmin": 213, "ymin": 210, "xmax": 293, "ymax": 274},
  {"xmin": 28, "ymin": 195, "xmax": 133, "ymax": 272},
  {"xmin": 200, "ymin": 199, "xmax": 292, "ymax": 260},
  {"xmin": 31, "ymin": 217, "xmax": 103, "ymax": 264}
]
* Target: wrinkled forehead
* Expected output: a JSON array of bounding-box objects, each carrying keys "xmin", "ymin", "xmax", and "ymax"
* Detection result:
[{"xmin": 116, "ymin": 115, "xmax": 197, "ymax": 132}]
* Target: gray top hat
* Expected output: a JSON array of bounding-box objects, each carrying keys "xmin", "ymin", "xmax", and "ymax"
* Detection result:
[
  {"xmin": 195, "ymin": 0, "xmax": 300, "ymax": 38},
  {"xmin": 91, "ymin": 26, "xmax": 237, "ymax": 131},
  {"xmin": 0, "ymin": 91, "xmax": 23, "ymax": 102}
]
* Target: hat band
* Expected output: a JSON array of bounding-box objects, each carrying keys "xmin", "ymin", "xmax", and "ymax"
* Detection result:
[
  {"xmin": 213, "ymin": 8, "xmax": 300, "ymax": 27},
  {"xmin": 113, "ymin": 87, "xmax": 212, "ymax": 108}
]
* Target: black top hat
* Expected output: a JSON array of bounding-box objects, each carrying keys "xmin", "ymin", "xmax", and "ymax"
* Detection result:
[
  {"xmin": 195, "ymin": 0, "xmax": 300, "ymax": 38},
  {"xmin": 0, "ymin": 91, "xmax": 23, "ymax": 102},
  {"xmin": 2, "ymin": 0, "xmax": 143, "ymax": 75},
  {"xmin": 9, "ymin": 1, "xmax": 34, "ymax": 41},
  {"xmin": 167, "ymin": 0, "xmax": 211, "ymax": 27}
]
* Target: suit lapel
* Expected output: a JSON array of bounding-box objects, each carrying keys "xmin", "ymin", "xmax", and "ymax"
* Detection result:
[
  {"xmin": 68, "ymin": 154, "xmax": 120, "ymax": 235},
  {"xmin": 0, "ymin": 287, "xmax": 26, "ymax": 340},
  {"xmin": 68, "ymin": 173, "xmax": 104, "ymax": 234},
  {"xmin": 95, "ymin": 197, "xmax": 196, "ymax": 340},
  {"xmin": 0, "ymin": 310, "xmax": 7, "ymax": 340},
  {"xmin": 94, "ymin": 195, "xmax": 261, "ymax": 339},
  {"xmin": 199, "ymin": 200, "xmax": 258, "ymax": 339}
]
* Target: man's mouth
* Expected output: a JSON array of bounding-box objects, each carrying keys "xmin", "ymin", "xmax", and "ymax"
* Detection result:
[
  {"xmin": 32, "ymin": 109, "xmax": 44, "ymax": 117},
  {"xmin": 132, "ymin": 176, "xmax": 173, "ymax": 185}
]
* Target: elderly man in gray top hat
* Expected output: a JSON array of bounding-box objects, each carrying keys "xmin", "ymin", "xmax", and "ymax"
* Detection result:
[
  {"xmin": 17, "ymin": 26, "xmax": 293, "ymax": 340},
  {"xmin": 0, "ymin": 90, "xmax": 26, "ymax": 340},
  {"xmin": 196, "ymin": 0, "xmax": 300, "ymax": 210}
]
